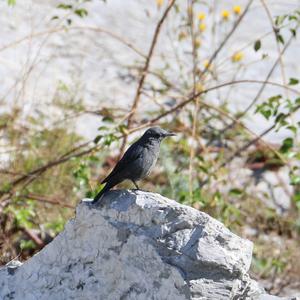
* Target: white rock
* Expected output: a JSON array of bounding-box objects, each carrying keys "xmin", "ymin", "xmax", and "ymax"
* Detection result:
[{"xmin": 0, "ymin": 190, "xmax": 294, "ymax": 299}]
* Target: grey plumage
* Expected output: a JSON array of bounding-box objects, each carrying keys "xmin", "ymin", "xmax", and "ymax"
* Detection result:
[{"xmin": 92, "ymin": 127, "xmax": 175, "ymax": 203}]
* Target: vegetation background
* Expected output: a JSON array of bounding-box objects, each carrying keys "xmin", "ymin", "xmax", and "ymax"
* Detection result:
[{"xmin": 0, "ymin": 0, "xmax": 300, "ymax": 296}]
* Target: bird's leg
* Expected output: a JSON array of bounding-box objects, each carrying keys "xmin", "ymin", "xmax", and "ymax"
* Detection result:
[{"xmin": 132, "ymin": 180, "xmax": 140, "ymax": 190}]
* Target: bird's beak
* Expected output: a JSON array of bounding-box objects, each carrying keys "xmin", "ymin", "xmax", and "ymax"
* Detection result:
[{"xmin": 164, "ymin": 132, "xmax": 176, "ymax": 137}]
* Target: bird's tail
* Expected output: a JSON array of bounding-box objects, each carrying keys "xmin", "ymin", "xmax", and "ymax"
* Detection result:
[{"xmin": 92, "ymin": 182, "xmax": 112, "ymax": 204}]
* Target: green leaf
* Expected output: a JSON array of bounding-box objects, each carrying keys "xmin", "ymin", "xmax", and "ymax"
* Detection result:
[
  {"xmin": 57, "ymin": 4, "xmax": 73, "ymax": 9},
  {"xmin": 268, "ymin": 94, "xmax": 282, "ymax": 103},
  {"xmin": 229, "ymin": 188, "xmax": 243, "ymax": 197},
  {"xmin": 7, "ymin": 0, "xmax": 16, "ymax": 5},
  {"xmin": 275, "ymin": 113, "xmax": 288, "ymax": 127},
  {"xmin": 280, "ymin": 137, "xmax": 293, "ymax": 153},
  {"xmin": 289, "ymin": 78, "xmax": 299, "ymax": 85},
  {"xmin": 291, "ymin": 174, "xmax": 300, "ymax": 185},
  {"xmin": 102, "ymin": 116, "xmax": 114, "ymax": 123},
  {"xmin": 276, "ymin": 34, "xmax": 285, "ymax": 44},
  {"xmin": 0, "ymin": 182, "xmax": 12, "ymax": 193},
  {"xmin": 13, "ymin": 206, "xmax": 36, "ymax": 228},
  {"xmin": 198, "ymin": 165, "xmax": 209, "ymax": 174},
  {"xmin": 255, "ymin": 104, "xmax": 272, "ymax": 120},
  {"xmin": 254, "ymin": 40, "xmax": 261, "ymax": 51},
  {"xmin": 45, "ymin": 218, "xmax": 65, "ymax": 233},
  {"xmin": 103, "ymin": 133, "xmax": 117, "ymax": 146},
  {"xmin": 93, "ymin": 135, "xmax": 102, "ymax": 144},
  {"xmin": 286, "ymin": 125, "xmax": 297, "ymax": 134},
  {"xmin": 97, "ymin": 126, "xmax": 108, "ymax": 131},
  {"xmin": 288, "ymin": 15, "xmax": 298, "ymax": 21},
  {"xmin": 275, "ymin": 15, "xmax": 287, "ymax": 26},
  {"xmin": 293, "ymin": 192, "xmax": 300, "ymax": 203},
  {"xmin": 20, "ymin": 240, "xmax": 36, "ymax": 250},
  {"xmin": 295, "ymin": 97, "xmax": 300, "ymax": 105},
  {"xmin": 74, "ymin": 8, "xmax": 88, "ymax": 18},
  {"xmin": 290, "ymin": 28, "xmax": 297, "ymax": 37}
]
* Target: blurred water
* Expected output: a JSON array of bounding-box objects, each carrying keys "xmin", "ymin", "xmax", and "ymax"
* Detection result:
[{"xmin": 0, "ymin": 0, "xmax": 300, "ymax": 141}]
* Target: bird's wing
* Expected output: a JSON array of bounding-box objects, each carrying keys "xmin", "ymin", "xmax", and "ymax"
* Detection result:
[{"xmin": 101, "ymin": 141, "xmax": 142, "ymax": 184}]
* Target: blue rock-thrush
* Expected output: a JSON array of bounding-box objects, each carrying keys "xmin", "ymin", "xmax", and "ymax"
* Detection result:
[{"xmin": 92, "ymin": 127, "xmax": 175, "ymax": 203}]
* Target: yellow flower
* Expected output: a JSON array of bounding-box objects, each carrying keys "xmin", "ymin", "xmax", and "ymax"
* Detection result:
[
  {"xmin": 233, "ymin": 5, "xmax": 241, "ymax": 15},
  {"xmin": 203, "ymin": 59, "xmax": 213, "ymax": 71},
  {"xmin": 221, "ymin": 10, "xmax": 230, "ymax": 20},
  {"xmin": 199, "ymin": 23, "xmax": 206, "ymax": 32},
  {"xmin": 232, "ymin": 51, "xmax": 244, "ymax": 62},
  {"xmin": 156, "ymin": 0, "xmax": 163, "ymax": 8},
  {"xmin": 195, "ymin": 83, "xmax": 204, "ymax": 93},
  {"xmin": 197, "ymin": 12, "xmax": 206, "ymax": 21}
]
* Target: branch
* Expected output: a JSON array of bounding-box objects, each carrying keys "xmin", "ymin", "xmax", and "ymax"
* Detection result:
[
  {"xmin": 146, "ymin": 79, "xmax": 300, "ymax": 125},
  {"xmin": 260, "ymin": 0, "xmax": 288, "ymax": 97},
  {"xmin": 0, "ymin": 143, "xmax": 99, "ymax": 199},
  {"xmin": 22, "ymin": 228, "xmax": 44, "ymax": 248},
  {"xmin": 118, "ymin": 0, "xmax": 176, "ymax": 158},
  {"xmin": 0, "ymin": 26, "xmax": 146, "ymax": 58},
  {"xmin": 25, "ymin": 193, "xmax": 75, "ymax": 209},
  {"xmin": 230, "ymin": 29, "xmax": 297, "ymax": 119},
  {"xmin": 198, "ymin": 104, "xmax": 300, "ymax": 188},
  {"xmin": 188, "ymin": 0, "xmax": 200, "ymax": 198},
  {"xmin": 199, "ymin": 0, "xmax": 254, "ymax": 78}
]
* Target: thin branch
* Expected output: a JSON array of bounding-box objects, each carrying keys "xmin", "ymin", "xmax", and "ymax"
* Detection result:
[
  {"xmin": 188, "ymin": 0, "xmax": 199, "ymax": 199},
  {"xmin": 59, "ymin": 141, "xmax": 92, "ymax": 159},
  {"xmin": 199, "ymin": 104, "xmax": 300, "ymax": 188},
  {"xmin": 146, "ymin": 79, "xmax": 300, "ymax": 125},
  {"xmin": 260, "ymin": 0, "xmax": 288, "ymax": 97},
  {"xmin": 231, "ymin": 29, "xmax": 297, "ymax": 118},
  {"xmin": 0, "ymin": 26, "xmax": 146, "ymax": 58},
  {"xmin": 196, "ymin": 99, "xmax": 286, "ymax": 164},
  {"xmin": 22, "ymin": 228, "xmax": 44, "ymax": 248},
  {"xmin": 199, "ymin": 0, "xmax": 254, "ymax": 78},
  {"xmin": 25, "ymin": 193, "xmax": 75, "ymax": 209},
  {"xmin": 118, "ymin": 0, "xmax": 176, "ymax": 158},
  {"xmin": 216, "ymin": 20, "xmax": 294, "ymax": 70},
  {"xmin": 0, "ymin": 143, "xmax": 99, "ymax": 198}
]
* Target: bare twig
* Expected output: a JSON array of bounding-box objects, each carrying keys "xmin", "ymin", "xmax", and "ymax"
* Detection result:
[
  {"xmin": 188, "ymin": 0, "xmax": 198, "ymax": 199},
  {"xmin": 199, "ymin": 0, "xmax": 254, "ymax": 78},
  {"xmin": 186, "ymin": 0, "xmax": 253, "ymax": 199},
  {"xmin": 228, "ymin": 29, "xmax": 296, "ymax": 121},
  {"xmin": 198, "ymin": 104, "xmax": 300, "ymax": 188},
  {"xmin": 0, "ymin": 143, "xmax": 99, "ymax": 199},
  {"xmin": 260, "ymin": 0, "xmax": 288, "ymax": 97},
  {"xmin": 22, "ymin": 228, "xmax": 44, "ymax": 248},
  {"xmin": 196, "ymin": 99, "xmax": 286, "ymax": 163},
  {"xmin": 0, "ymin": 26, "xmax": 146, "ymax": 58},
  {"xmin": 118, "ymin": 0, "xmax": 176, "ymax": 158},
  {"xmin": 25, "ymin": 193, "xmax": 75, "ymax": 209},
  {"xmin": 146, "ymin": 79, "xmax": 300, "ymax": 125}
]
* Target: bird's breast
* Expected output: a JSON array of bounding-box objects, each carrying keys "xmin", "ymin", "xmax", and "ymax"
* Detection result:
[{"xmin": 130, "ymin": 143, "xmax": 160, "ymax": 180}]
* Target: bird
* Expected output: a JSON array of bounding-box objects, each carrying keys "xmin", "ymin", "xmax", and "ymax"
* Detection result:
[{"xmin": 92, "ymin": 127, "xmax": 176, "ymax": 203}]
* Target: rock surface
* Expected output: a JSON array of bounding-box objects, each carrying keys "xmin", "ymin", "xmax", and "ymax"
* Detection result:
[{"xmin": 0, "ymin": 190, "xmax": 296, "ymax": 300}]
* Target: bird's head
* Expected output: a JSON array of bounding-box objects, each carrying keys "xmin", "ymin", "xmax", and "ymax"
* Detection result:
[{"xmin": 142, "ymin": 127, "xmax": 176, "ymax": 142}]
